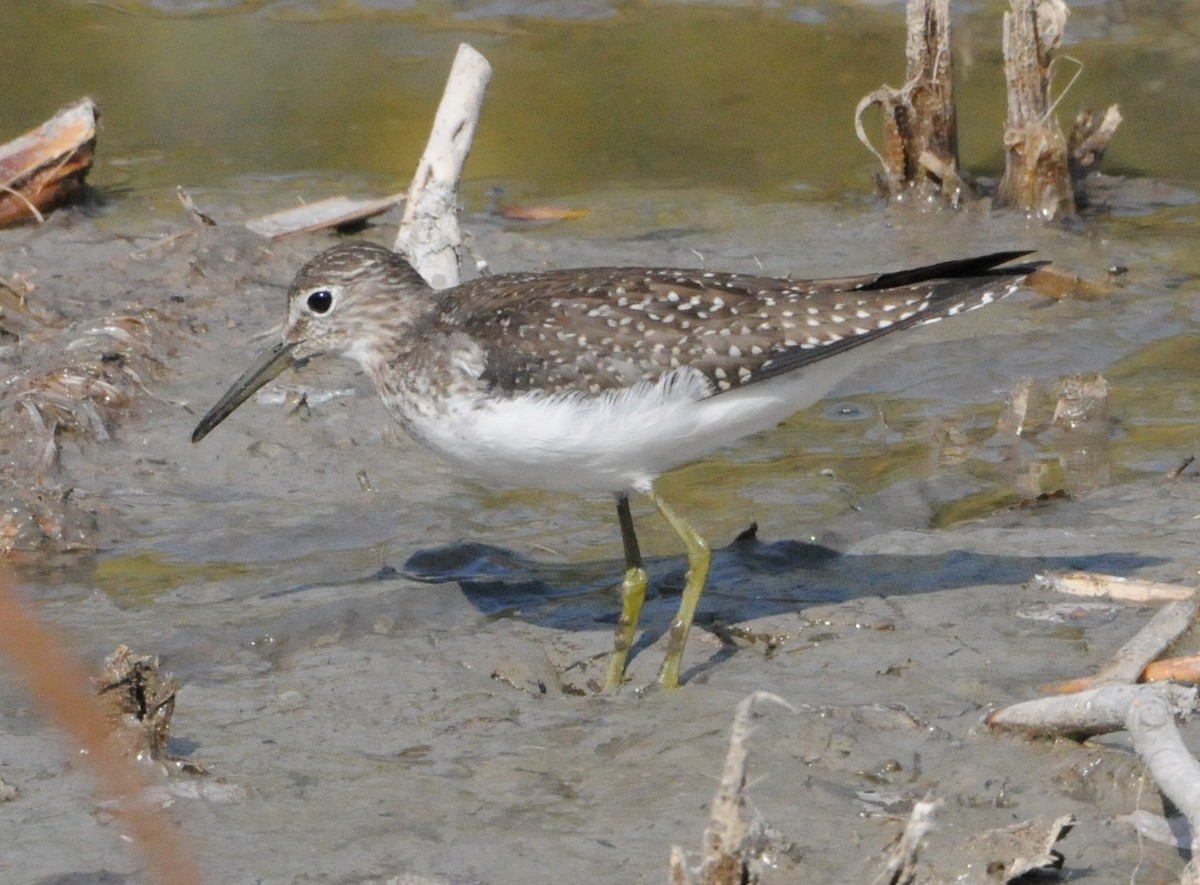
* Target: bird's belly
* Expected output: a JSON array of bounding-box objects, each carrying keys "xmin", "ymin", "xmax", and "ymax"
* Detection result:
[
  {"xmin": 408, "ymin": 400, "xmax": 710, "ymax": 492},
  {"xmin": 397, "ymin": 382, "xmax": 708, "ymax": 492},
  {"xmin": 392, "ymin": 355, "xmax": 880, "ymax": 494}
]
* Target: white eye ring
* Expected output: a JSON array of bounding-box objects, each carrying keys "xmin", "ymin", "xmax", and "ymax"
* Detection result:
[{"xmin": 306, "ymin": 288, "xmax": 335, "ymax": 315}]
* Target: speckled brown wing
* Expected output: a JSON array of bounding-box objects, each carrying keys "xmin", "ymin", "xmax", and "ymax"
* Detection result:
[{"xmin": 438, "ymin": 251, "xmax": 1041, "ymax": 398}]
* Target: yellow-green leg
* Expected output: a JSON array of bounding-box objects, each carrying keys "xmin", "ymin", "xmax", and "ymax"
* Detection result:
[
  {"xmin": 605, "ymin": 493, "xmax": 648, "ymax": 689},
  {"xmin": 646, "ymin": 486, "xmax": 711, "ymax": 688}
]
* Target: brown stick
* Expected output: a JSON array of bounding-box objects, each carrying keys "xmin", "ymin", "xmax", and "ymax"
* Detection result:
[
  {"xmin": 855, "ymin": 0, "xmax": 965, "ymax": 201},
  {"xmin": 995, "ymin": 0, "xmax": 1074, "ymax": 218},
  {"xmin": 1144, "ymin": 654, "xmax": 1200, "ymax": 685}
]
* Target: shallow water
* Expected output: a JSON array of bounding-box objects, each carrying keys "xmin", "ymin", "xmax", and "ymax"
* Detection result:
[
  {"xmin": 1, "ymin": 2, "xmax": 1200, "ymax": 884},
  {"xmin": 3, "ymin": 1, "xmax": 1198, "ymax": 209}
]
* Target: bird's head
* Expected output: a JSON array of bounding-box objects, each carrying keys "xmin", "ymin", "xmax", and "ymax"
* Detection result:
[{"xmin": 192, "ymin": 241, "xmax": 430, "ymax": 443}]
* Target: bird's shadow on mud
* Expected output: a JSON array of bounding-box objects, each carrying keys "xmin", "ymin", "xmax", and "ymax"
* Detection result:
[{"xmin": 400, "ymin": 524, "xmax": 1164, "ymax": 659}]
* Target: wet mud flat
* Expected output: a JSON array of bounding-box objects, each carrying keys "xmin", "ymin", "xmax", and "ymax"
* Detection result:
[{"xmin": 0, "ymin": 203, "xmax": 1198, "ymax": 883}]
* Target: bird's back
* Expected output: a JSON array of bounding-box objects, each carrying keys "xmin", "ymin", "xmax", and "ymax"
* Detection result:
[{"xmin": 434, "ymin": 251, "xmax": 1042, "ymax": 400}]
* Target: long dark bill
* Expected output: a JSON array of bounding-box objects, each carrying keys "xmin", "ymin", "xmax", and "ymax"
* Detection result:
[{"xmin": 191, "ymin": 340, "xmax": 298, "ymax": 443}]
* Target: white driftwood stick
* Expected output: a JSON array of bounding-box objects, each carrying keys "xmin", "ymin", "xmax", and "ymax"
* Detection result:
[
  {"xmin": 1033, "ymin": 571, "xmax": 1197, "ymax": 603},
  {"xmin": 1127, "ymin": 688, "xmax": 1200, "ymax": 868},
  {"xmin": 394, "ymin": 43, "xmax": 492, "ymax": 289},
  {"xmin": 1089, "ymin": 597, "xmax": 1200, "ymax": 685},
  {"xmin": 987, "ymin": 683, "xmax": 1197, "ymax": 739},
  {"xmin": 1091, "ymin": 598, "xmax": 1198, "ymax": 686},
  {"xmin": 246, "ymin": 192, "xmax": 404, "ymax": 238}
]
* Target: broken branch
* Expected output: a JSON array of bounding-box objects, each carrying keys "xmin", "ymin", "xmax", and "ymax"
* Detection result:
[{"xmin": 394, "ymin": 43, "xmax": 492, "ymax": 289}]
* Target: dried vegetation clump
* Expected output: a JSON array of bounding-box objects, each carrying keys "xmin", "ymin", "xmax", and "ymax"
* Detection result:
[
  {"xmin": 95, "ymin": 644, "xmax": 181, "ymax": 765},
  {"xmin": 0, "ymin": 261, "xmax": 182, "ymax": 557}
]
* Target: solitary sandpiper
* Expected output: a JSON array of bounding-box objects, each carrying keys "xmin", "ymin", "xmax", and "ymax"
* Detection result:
[{"xmin": 192, "ymin": 242, "xmax": 1042, "ymax": 688}]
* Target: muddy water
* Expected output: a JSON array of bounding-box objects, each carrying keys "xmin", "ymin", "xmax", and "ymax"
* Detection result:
[
  {"xmin": 2, "ymin": 1, "xmax": 1195, "ymax": 208},
  {"xmin": 2, "ymin": 2, "xmax": 1200, "ymax": 884}
]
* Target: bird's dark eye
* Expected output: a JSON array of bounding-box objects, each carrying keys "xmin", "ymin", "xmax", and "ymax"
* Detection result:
[{"xmin": 306, "ymin": 289, "xmax": 334, "ymax": 314}]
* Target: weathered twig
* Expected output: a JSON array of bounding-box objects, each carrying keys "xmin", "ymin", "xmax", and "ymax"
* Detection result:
[
  {"xmin": 987, "ymin": 683, "xmax": 1197, "ymax": 739},
  {"xmin": 874, "ymin": 798, "xmax": 940, "ymax": 885},
  {"xmin": 1091, "ymin": 598, "xmax": 1198, "ymax": 687},
  {"xmin": 668, "ymin": 845, "xmax": 690, "ymax": 885},
  {"xmin": 1128, "ymin": 689, "xmax": 1200, "ymax": 827},
  {"xmin": 1033, "ymin": 571, "xmax": 1197, "ymax": 604},
  {"xmin": 1069, "ymin": 104, "xmax": 1122, "ymax": 185},
  {"xmin": 856, "ymin": 0, "xmax": 965, "ymax": 202},
  {"xmin": 394, "ymin": 43, "xmax": 492, "ymax": 289},
  {"xmin": 177, "ymin": 186, "xmax": 216, "ymax": 227},
  {"xmin": 959, "ymin": 814, "xmax": 1075, "ymax": 882},
  {"xmin": 995, "ymin": 0, "xmax": 1071, "ymax": 216},
  {"xmin": 1168, "ymin": 455, "xmax": 1195, "ymax": 479},
  {"xmin": 1127, "ymin": 689, "xmax": 1200, "ymax": 882},
  {"xmin": 245, "ymin": 192, "xmax": 404, "ymax": 238},
  {"xmin": 671, "ymin": 691, "xmax": 793, "ymax": 885}
]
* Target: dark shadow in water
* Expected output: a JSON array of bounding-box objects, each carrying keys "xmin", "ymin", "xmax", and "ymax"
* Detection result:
[
  {"xmin": 401, "ymin": 525, "xmax": 1164, "ymax": 657},
  {"xmin": 200, "ymin": 527, "xmax": 1164, "ymax": 684}
]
